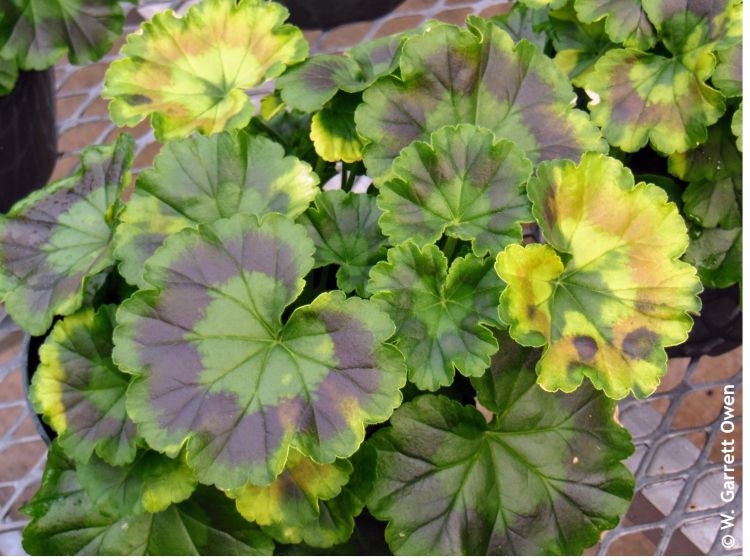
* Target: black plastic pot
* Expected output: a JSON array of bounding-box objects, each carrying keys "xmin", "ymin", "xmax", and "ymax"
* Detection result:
[
  {"xmin": 23, "ymin": 334, "xmax": 55, "ymax": 445},
  {"xmin": 668, "ymin": 284, "xmax": 742, "ymax": 358},
  {"xmin": 0, "ymin": 69, "xmax": 58, "ymax": 214},
  {"xmin": 279, "ymin": 0, "xmax": 405, "ymax": 30}
]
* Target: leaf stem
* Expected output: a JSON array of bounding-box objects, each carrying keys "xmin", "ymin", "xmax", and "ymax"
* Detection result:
[
  {"xmin": 443, "ymin": 236, "xmax": 458, "ymax": 260},
  {"xmin": 341, "ymin": 163, "xmax": 348, "ymax": 190},
  {"xmin": 345, "ymin": 164, "xmax": 358, "ymax": 190},
  {"xmin": 252, "ymin": 119, "xmax": 288, "ymax": 149}
]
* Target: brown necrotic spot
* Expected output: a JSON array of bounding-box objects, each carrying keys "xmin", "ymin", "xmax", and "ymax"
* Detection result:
[
  {"xmin": 573, "ymin": 335, "xmax": 598, "ymax": 361},
  {"xmin": 622, "ymin": 327, "xmax": 658, "ymax": 359}
]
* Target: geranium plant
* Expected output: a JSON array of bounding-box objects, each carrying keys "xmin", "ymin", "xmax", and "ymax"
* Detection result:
[
  {"xmin": 0, "ymin": 0, "xmax": 128, "ymax": 94},
  {"xmin": 3, "ymin": 0, "xmax": 739, "ymax": 555}
]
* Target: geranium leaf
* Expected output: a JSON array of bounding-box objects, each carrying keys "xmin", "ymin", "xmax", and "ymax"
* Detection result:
[
  {"xmin": 712, "ymin": 41, "xmax": 742, "ymax": 98},
  {"xmin": 310, "ymin": 93, "xmax": 364, "ymax": 163},
  {"xmin": 489, "ymin": 4, "xmax": 549, "ymax": 52},
  {"xmin": 574, "ymin": 0, "xmax": 656, "ymax": 49},
  {"xmin": 0, "ymin": 0, "xmax": 124, "ymax": 70},
  {"xmin": 277, "ymin": 33, "xmax": 405, "ymax": 113},
  {"xmin": 667, "ymin": 116, "xmax": 742, "ymax": 183},
  {"xmin": 366, "ymin": 347, "xmax": 634, "ymax": 555},
  {"xmin": 0, "ymin": 56, "xmax": 18, "ymax": 94},
  {"xmin": 584, "ymin": 48, "xmax": 725, "ymax": 153},
  {"xmin": 299, "ymin": 190, "xmax": 387, "ymax": 297},
  {"xmin": 355, "ymin": 19, "xmax": 606, "ymax": 183},
  {"xmin": 369, "ymin": 243, "xmax": 502, "ymax": 391},
  {"xmin": 22, "ymin": 443, "xmax": 274, "ymax": 555},
  {"xmin": 229, "ymin": 449, "xmax": 351, "ymax": 528},
  {"xmin": 517, "ymin": 0, "xmax": 568, "ymax": 9},
  {"xmin": 102, "ymin": 0, "xmax": 307, "ymax": 141},
  {"xmin": 642, "ymin": 0, "xmax": 741, "ymax": 68},
  {"xmin": 30, "ymin": 305, "xmax": 137, "ymax": 465},
  {"xmin": 547, "ymin": 7, "xmax": 616, "ymax": 87},
  {"xmin": 0, "ymin": 135, "xmax": 133, "ymax": 335},
  {"xmin": 682, "ymin": 178, "xmax": 740, "ymax": 229},
  {"xmin": 732, "ymin": 104, "xmax": 742, "ymax": 151},
  {"xmin": 685, "ymin": 227, "xmax": 741, "ymax": 289},
  {"xmin": 378, "ymin": 124, "xmax": 532, "ymax": 255},
  {"xmin": 113, "ymin": 131, "xmax": 319, "ymax": 289},
  {"xmin": 113, "ymin": 213, "xmax": 405, "ymax": 489},
  {"xmin": 77, "ymin": 450, "xmax": 197, "ymax": 516},
  {"xmin": 261, "ymin": 443, "xmax": 377, "ymax": 548},
  {"xmin": 495, "ymin": 153, "xmax": 702, "ymax": 399}
]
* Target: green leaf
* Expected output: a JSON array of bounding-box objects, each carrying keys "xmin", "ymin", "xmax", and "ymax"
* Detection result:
[
  {"xmin": 366, "ymin": 341, "xmax": 634, "ymax": 555},
  {"xmin": 574, "ymin": 0, "xmax": 656, "ymax": 49},
  {"xmin": 0, "ymin": 135, "xmax": 133, "ymax": 335},
  {"xmin": 277, "ymin": 33, "xmax": 405, "ymax": 113},
  {"xmin": 102, "ymin": 0, "xmax": 308, "ymax": 141},
  {"xmin": 682, "ymin": 178, "xmax": 740, "ymax": 229},
  {"xmin": 77, "ymin": 450, "xmax": 198, "ymax": 516},
  {"xmin": 113, "ymin": 131, "xmax": 319, "ymax": 289},
  {"xmin": 113, "ymin": 213, "xmax": 405, "ymax": 489},
  {"xmin": 732, "ymin": 103, "xmax": 742, "ymax": 151},
  {"xmin": 685, "ymin": 227, "xmax": 741, "ymax": 288},
  {"xmin": 30, "ymin": 305, "xmax": 137, "ymax": 465},
  {"xmin": 378, "ymin": 124, "xmax": 532, "ymax": 255},
  {"xmin": 642, "ymin": 0, "xmax": 741, "ymax": 68},
  {"xmin": 516, "ymin": 0, "xmax": 568, "ymax": 9},
  {"xmin": 667, "ymin": 116, "xmax": 742, "ymax": 183},
  {"xmin": 487, "ymin": 4, "xmax": 549, "ymax": 52},
  {"xmin": 369, "ymin": 243, "xmax": 502, "ymax": 391},
  {"xmin": 584, "ymin": 48, "xmax": 725, "ymax": 153},
  {"xmin": 712, "ymin": 41, "xmax": 742, "ymax": 97},
  {"xmin": 495, "ymin": 153, "xmax": 702, "ymax": 399},
  {"xmin": 299, "ymin": 190, "xmax": 387, "ymax": 297},
  {"xmin": 0, "ymin": 56, "xmax": 18, "ymax": 94},
  {"xmin": 547, "ymin": 6, "xmax": 616, "ymax": 87},
  {"xmin": 355, "ymin": 19, "xmax": 606, "ymax": 183},
  {"xmin": 310, "ymin": 93, "xmax": 364, "ymax": 163},
  {"xmin": 22, "ymin": 443, "xmax": 274, "ymax": 555},
  {"xmin": 0, "ymin": 0, "xmax": 124, "ymax": 70}
]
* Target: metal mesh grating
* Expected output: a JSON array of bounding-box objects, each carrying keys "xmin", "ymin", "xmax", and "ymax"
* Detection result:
[{"xmin": 0, "ymin": 0, "xmax": 742, "ymax": 555}]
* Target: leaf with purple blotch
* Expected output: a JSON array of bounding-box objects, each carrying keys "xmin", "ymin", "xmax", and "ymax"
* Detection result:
[
  {"xmin": 113, "ymin": 213, "xmax": 405, "ymax": 489},
  {"xmin": 113, "ymin": 130, "xmax": 319, "ymax": 289},
  {"xmin": 355, "ymin": 17, "xmax": 606, "ymax": 183},
  {"xmin": 30, "ymin": 305, "xmax": 138, "ymax": 465},
  {"xmin": 0, "ymin": 134, "xmax": 133, "ymax": 335}
]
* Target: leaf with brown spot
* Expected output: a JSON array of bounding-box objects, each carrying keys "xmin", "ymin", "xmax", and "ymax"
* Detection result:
[
  {"xmin": 495, "ymin": 153, "xmax": 702, "ymax": 399},
  {"xmin": 102, "ymin": 0, "xmax": 308, "ymax": 141}
]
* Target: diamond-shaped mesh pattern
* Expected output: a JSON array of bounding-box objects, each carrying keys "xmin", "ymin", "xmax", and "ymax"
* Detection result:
[{"xmin": 0, "ymin": 1, "xmax": 742, "ymax": 555}]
